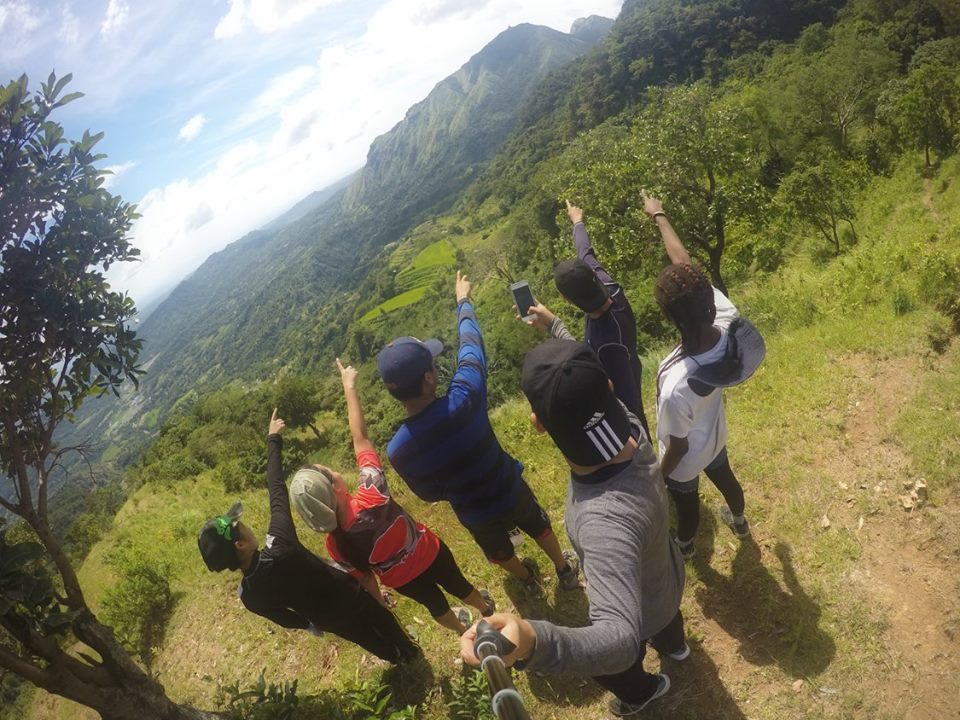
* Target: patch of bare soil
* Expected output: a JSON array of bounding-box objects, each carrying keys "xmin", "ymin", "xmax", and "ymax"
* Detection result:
[{"xmin": 826, "ymin": 354, "xmax": 960, "ymax": 719}]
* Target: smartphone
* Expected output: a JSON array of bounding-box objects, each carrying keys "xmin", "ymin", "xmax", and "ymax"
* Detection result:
[{"xmin": 510, "ymin": 281, "xmax": 535, "ymax": 321}]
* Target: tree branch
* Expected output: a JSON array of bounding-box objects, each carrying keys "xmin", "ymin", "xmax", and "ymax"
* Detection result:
[
  {"xmin": 2, "ymin": 409, "xmax": 36, "ymax": 516},
  {"xmin": 0, "ymin": 642, "xmax": 54, "ymax": 691},
  {"xmin": 0, "ymin": 491, "xmax": 21, "ymax": 515}
]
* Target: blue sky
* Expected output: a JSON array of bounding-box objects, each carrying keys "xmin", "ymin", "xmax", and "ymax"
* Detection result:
[{"xmin": 1, "ymin": 0, "xmax": 623, "ymax": 309}]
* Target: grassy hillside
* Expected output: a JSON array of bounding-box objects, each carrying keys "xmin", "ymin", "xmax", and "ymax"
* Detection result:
[{"xmin": 26, "ymin": 155, "xmax": 960, "ymax": 719}]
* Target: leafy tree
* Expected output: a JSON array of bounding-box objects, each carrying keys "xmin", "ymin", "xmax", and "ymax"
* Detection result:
[
  {"xmin": 777, "ymin": 154, "xmax": 869, "ymax": 254},
  {"xmin": 632, "ymin": 85, "xmax": 766, "ymax": 292},
  {"xmin": 778, "ymin": 24, "xmax": 898, "ymax": 154},
  {"xmin": 546, "ymin": 84, "xmax": 765, "ymax": 294},
  {"xmin": 881, "ymin": 49, "xmax": 960, "ymax": 166},
  {"xmin": 0, "ymin": 73, "xmax": 210, "ymax": 719},
  {"xmin": 272, "ymin": 374, "xmax": 324, "ymax": 442}
]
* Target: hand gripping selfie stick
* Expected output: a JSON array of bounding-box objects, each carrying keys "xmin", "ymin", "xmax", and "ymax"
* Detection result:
[{"xmin": 473, "ymin": 620, "xmax": 531, "ymax": 720}]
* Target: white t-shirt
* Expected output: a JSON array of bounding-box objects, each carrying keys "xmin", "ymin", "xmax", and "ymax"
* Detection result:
[{"xmin": 656, "ymin": 287, "xmax": 739, "ymax": 482}]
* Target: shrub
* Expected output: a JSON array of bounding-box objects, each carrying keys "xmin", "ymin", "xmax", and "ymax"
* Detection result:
[
  {"xmin": 220, "ymin": 670, "xmax": 298, "ymax": 720},
  {"xmin": 100, "ymin": 553, "xmax": 176, "ymax": 666},
  {"xmin": 447, "ymin": 671, "xmax": 494, "ymax": 720}
]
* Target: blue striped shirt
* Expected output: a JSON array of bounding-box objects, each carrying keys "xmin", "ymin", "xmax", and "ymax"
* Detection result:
[{"xmin": 387, "ymin": 300, "xmax": 524, "ymax": 526}]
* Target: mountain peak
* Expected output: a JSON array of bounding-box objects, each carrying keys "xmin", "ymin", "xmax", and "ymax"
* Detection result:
[{"xmin": 570, "ymin": 15, "xmax": 615, "ymax": 44}]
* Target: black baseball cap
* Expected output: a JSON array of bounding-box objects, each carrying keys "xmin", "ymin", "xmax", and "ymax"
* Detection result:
[
  {"xmin": 377, "ymin": 336, "xmax": 443, "ymax": 389},
  {"xmin": 521, "ymin": 340, "xmax": 631, "ymax": 467},
  {"xmin": 198, "ymin": 502, "xmax": 243, "ymax": 572},
  {"xmin": 554, "ymin": 258, "xmax": 609, "ymax": 313}
]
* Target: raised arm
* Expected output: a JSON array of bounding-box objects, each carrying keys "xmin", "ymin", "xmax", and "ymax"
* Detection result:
[
  {"xmin": 264, "ymin": 408, "xmax": 298, "ymax": 549},
  {"xmin": 567, "ymin": 200, "xmax": 617, "ymax": 288},
  {"xmin": 643, "ymin": 194, "xmax": 692, "ymax": 266},
  {"xmin": 336, "ymin": 358, "xmax": 374, "ymax": 456},
  {"xmin": 448, "ymin": 271, "xmax": 487, "ymax": 405}
]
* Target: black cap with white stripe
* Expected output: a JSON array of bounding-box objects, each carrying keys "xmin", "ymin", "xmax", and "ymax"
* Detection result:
[{"xmin": 521, "ymin": 340, "xmax": 631, "ymax": 467}]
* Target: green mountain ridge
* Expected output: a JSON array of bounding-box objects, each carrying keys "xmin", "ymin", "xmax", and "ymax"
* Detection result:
[{"xmin": 54, "ymin": 19, "xmax": 609, "ymax": 474}]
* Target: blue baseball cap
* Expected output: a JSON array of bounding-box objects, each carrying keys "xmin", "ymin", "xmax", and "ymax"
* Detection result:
[{"xmin": 377, "ymin": 336, "xmax": 443, "ymax": 389}]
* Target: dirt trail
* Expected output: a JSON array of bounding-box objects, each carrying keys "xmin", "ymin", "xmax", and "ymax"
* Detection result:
[{"xmin": 827, "ymin": 354, "xmax": 960, "ymax": 719}]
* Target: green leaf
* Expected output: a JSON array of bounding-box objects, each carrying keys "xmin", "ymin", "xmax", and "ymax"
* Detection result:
[
  {"xmin": 0, "ymin": 542, "xmax": 45, "ymax": 576},
  {"xmin": 53, "ymin": 91, "xmax": 84, "ymax": 109},
  {"xmin": 52, "ymin": 73, "xmax": 73, "ymax": 99}
]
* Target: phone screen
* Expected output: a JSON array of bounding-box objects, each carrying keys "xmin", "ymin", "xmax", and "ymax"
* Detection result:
[{"xmin": 510, "ymin": 281, "xmax": 535, "ymax": 319}]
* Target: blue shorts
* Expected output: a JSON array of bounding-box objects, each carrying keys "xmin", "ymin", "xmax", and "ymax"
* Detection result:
[{"xmin": 665, "ymin": 447, "xmax": 728, "ymax": 494}]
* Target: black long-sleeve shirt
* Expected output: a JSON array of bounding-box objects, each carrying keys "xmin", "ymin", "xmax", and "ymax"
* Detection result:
[
  {"xmin": 238, "ymin": 434, "xmax": 361, "ymax": 628},
  {"xmin": 573, "ymin": 222, "xmax": 650, "ymax": 438}
]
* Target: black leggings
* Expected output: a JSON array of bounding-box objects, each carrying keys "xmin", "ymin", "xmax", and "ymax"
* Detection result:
[
  {"xmin": 669, "ymin": 453, "xmax": 745, "ymax": 543},
  {"xmin": 393, "ymin": 540, "xmax": 475, "ymax": 617},
  {"xmin": 324, "ymin": 589, "xmax": 419, "ymax": 664}
]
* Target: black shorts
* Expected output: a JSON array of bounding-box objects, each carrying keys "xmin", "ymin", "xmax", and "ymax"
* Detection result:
[
  {"xmin": 393, "ymin": 540, "xmax": 475, "ymax": 617},
  {"xmin": 466, "ymin": 481, "xmax": 551, "ymax": 562}
]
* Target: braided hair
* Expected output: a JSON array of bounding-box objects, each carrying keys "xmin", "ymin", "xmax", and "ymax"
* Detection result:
[{"xmin": 654, "ymin": 263, "xmax": 716, "ymax": 354}]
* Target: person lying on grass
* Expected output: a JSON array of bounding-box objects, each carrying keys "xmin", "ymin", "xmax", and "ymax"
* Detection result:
[
  {"xmin": 460, "ymin": 340, "xmax": 686, "ymax": 718},
  {"xmin": 288, "ymin": 358, "xmax": 496, "ymax": 635},
  {"xmin": 378, "ymin": 271, "xmax": 580, "ymax": 596},
  {"xmin": 644, "ymin": 193, "xmax": 764, "ymax": 560},
  {"xmin": 198, "ymin": 408, "xmax": 419, "ymax": 664}
]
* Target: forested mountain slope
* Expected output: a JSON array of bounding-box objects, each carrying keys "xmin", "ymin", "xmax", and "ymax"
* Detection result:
[{"xmin": 57, "ymin": 20, "xmax": 608, "ymax": 469}]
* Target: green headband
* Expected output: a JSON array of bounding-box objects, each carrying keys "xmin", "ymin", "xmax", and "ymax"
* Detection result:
[{"xmin": 214, "ymin": 515, "xmax": 236, "ymax": 541}]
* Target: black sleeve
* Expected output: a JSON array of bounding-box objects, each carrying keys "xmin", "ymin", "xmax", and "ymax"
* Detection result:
[{"xmin": 265, "ymin": 434, "xmax": 298, "ymax": 551}]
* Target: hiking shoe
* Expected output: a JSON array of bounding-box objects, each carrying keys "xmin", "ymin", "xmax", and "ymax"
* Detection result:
[
  {"xmin": 673, "ymin": 536, "xmax": 696, "ymax": 560},
  {"xmin": 719, "ymin": 507, "xmax": 751, "ymax": 538},
  {"xmin": 453, "ymin": 607, "xmax": 472, "ymax": 628},
  {"xmin": 479, "ymin": 589, "xmax": 495, "ymax": 617},
  {"xmin": 607, "ymin": 674, "xmax": 670, "ymax": 716},
  {"xmin": 665, "ymin": 643, "xmax": 690, "ymax": 661},
  {"xmin": 557, "ymin": 549, "xmax": 581, "ymax": 590},
  {"xmin": 520, "ymin": 557, "xmax": 543, "ymax": 598}
]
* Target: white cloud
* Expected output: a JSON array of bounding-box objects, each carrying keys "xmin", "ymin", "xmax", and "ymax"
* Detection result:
[
  {"xmin": 59, "ymin": 4, "xmax": 80, "ymax": 44},
  {"xmin": 108, "ymin": 0, "xmax": 625, "ymax": 306},
  {"xmin": 178, "ymin": 113, "xmax": 206, "ymax": 142},
  {"xmin": 0, "ymin": 1, "xmax": 46, "ymax": 60},
  {"xmin": 101, "ymin": 160, "xmax": 136, "ymax": 189},
  {"xmin": 100, "ymin": 0, "xmax": 129, "ymax": 37},
  {"xmin": 214, "ymin": 0, "xmax": 343, "ymax": 39}
]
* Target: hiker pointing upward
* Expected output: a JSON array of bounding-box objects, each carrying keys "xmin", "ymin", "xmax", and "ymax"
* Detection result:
[
  {"xmin": 380, "ymin": 271, "xmax": 580, "ymax": 594},
  {"xmin": 287, "ymin": 358, "xmax": 496, "ymax": 635},
  {"xmin": 645, "ymin": 193, "xmax": 764, "ymax": 559},
  {"xmin": 520, "ymin": 200, "xmax": 651, "ymax": 441},
  {"xmin": 197, "ymin": 408, "xmax": 419, "ymax": 664}
]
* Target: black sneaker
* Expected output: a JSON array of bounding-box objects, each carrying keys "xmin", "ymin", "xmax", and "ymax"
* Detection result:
[
  {"xmin": 557, "ymin": 549, "xmax": 581, "ymax": 590},
  {"xmin": 719, "ymin": 507, "xmax": 751, "ymax": 538},
  {"xmin": 607, "ymin": 674, "xmax": 670, "ymax": 716},
  {"xmin": 673, "ymin": 536, "xmax": 696, "ymax": 560},
  {"xmin": 453, "ymin": 606, "xmax": 472, "ymax": 628},
  {"xmin": 520, "ymin": 557, "xmax": 543, "ymax": 598},
  {"xmin": 479, "ymin": 589, "xmax": 495, "ymax": 617},
  {"xmin": 665, "ymin": 643, "xmax": 690, "ymax": 661}
]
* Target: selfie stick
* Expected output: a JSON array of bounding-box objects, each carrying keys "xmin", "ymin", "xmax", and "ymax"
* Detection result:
[{"xmin": 473, "ymin": 619, "xmax": 531, "ymax": 720}]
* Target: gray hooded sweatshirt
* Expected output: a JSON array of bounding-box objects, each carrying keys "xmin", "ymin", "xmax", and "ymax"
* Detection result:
[{"xmin": 526, "ymin": 429, "xmax": 685, "ymax": 676}]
